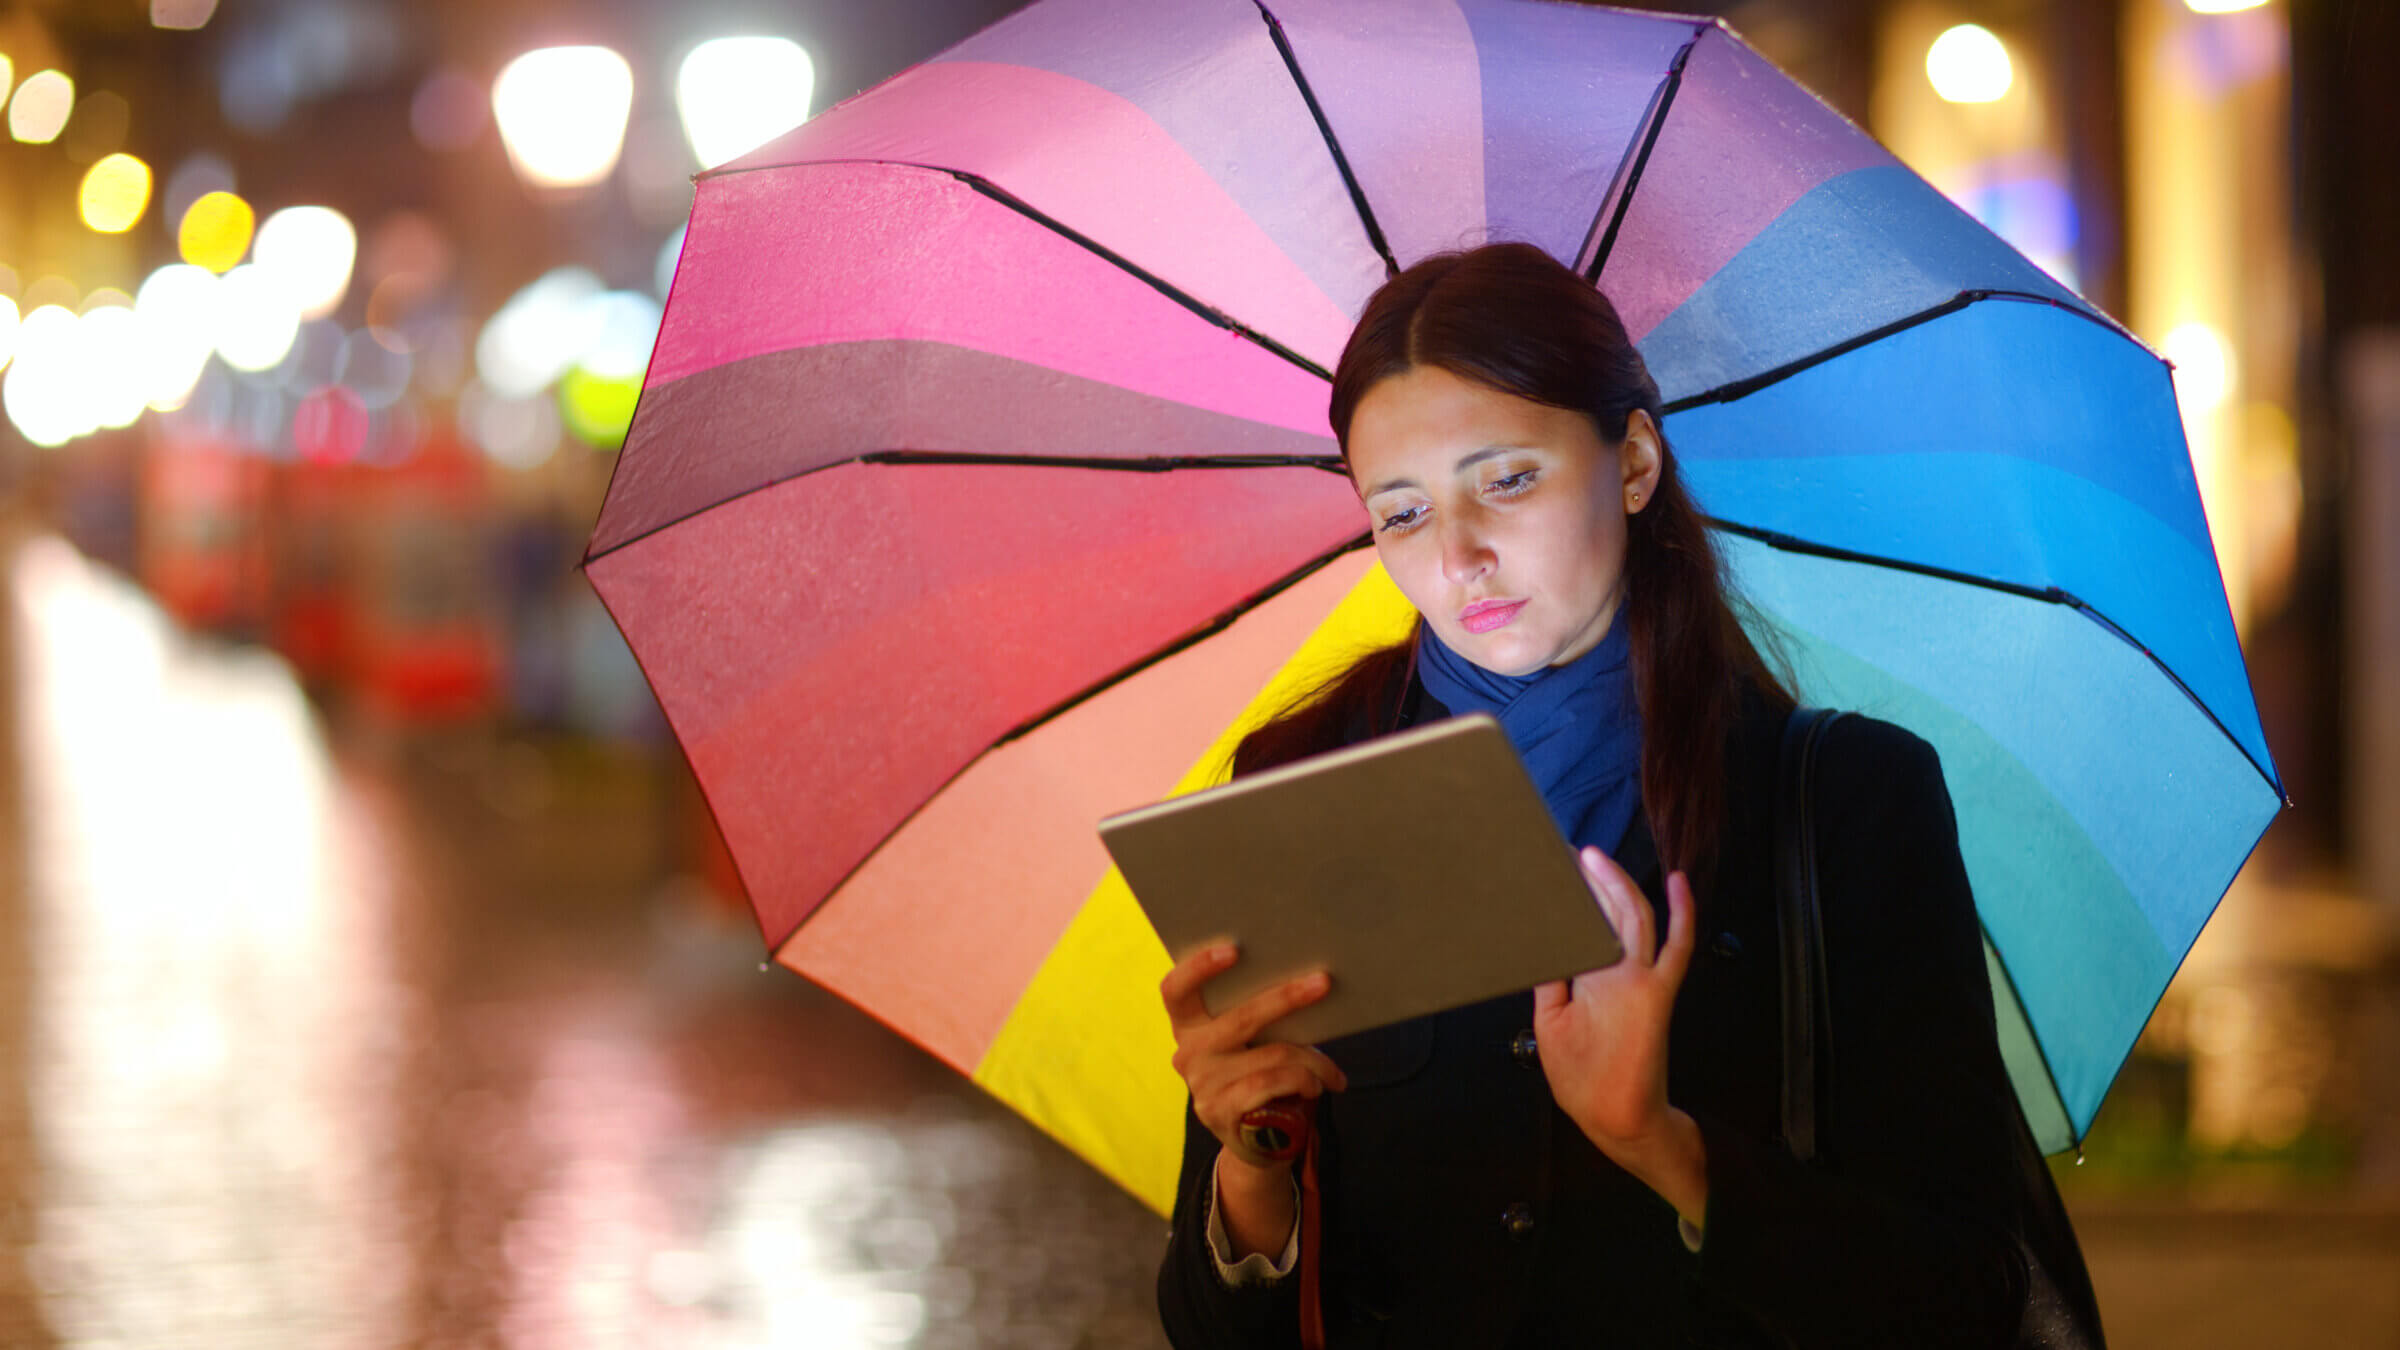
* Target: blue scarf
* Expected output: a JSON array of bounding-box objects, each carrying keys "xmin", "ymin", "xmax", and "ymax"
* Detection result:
[{"xmin": 1415, "ymin": 615, "xmax": 1643, "ymax": 854}]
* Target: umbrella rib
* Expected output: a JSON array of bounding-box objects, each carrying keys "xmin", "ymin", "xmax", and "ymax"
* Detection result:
[
  {"xmin": 768, "ymin": 529, "xmax": 1377, "ymax": 960},
  {"xmin": 1580, "ymin": 29, "xmax": 1705, "ymax": 282},
  {"xmin": 949, "ymin": 171, "xmax": 1333, "ymax": 383},
  {"xmin": 1254, "ymin": 2, "xmax": 1400, "ymax": 280},
  {"xmin": 863, "ymin": 450, "xmax": 1348, "ymax": 474},
  {"xmin": 1662, "ymin": 289, "xmax": 2122, "ymax": 413},
  {"xmin": 581, "ymin": 452, "xmax": 1349, "ymax": 568},
  {"xmin": 990, "ymin": 528, "xmax": 1376, "ymax": 751},
  {"xmin": 1710, "ymin": 516, "xmax": 2289, "ymax": 801}
]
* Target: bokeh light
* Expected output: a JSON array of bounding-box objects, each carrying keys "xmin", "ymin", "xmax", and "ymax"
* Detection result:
[
  {"xmin": 79, "ymin": 153, "xmax": 154, "ymax": 233},
  {"xmin": 79, "ymin": 306, "xmax": 150, "ymax": 430},
  {"xmin": 2164, "ymin": 322, "xmax": 2234, "ymax": 413},
  {"xmin": 2186, "ymin": 0, "xmax": 2268, "ymax": 10},
  {"xmin": 254, "ymin": 205, "xmax": 358, "ymax": 320},
  {"xmin": 214, "ymin": 264, "xmax": 302, "ymax": 372},
  {"xmin": 410, "ymin": 66, "xmax": 487, "ymax": 151},
  {"xmin": 675, "ymin": 37, "xmax": 815, "ymax": 169},
  {"xmin": 135, "ymin": 264, "xmax": 221, "ymax": 411},
  {"xmin": 1927, "ymin": 25, "xmax": 2013, "ymax": 104},
  {"xmin": 161, "ymin": 153, "xmax": 237, "ymax": 236},
  {"xmin": 0, "ymin": 295, "xmax": 19, "ymax": 374},
  {"xmin": 4, "ymin": 306, "xmax": 87, "ymax": 446},
  {"xmin": 293, "ymin": 384, "xmax": 370, "ymax": 462},
  {"xmin": 180, "ymin": 190, "xmax": 256, "ymax": 273},
  {"xmin": 580, "ymin": 291, "xmax": 662, "ymax": 381},
  {"xmin": 23, "ymin": 276, "xmax": 78, "ymax": 312},
  {"xmin": 475, "ymin": 267, "xmax": 604, "ymax": 398},
  {"xmin": 60, "ymin": 88, "xmax": 130, "ymax": 163},
  {"xmin": 9, "ymin": 69, "xmax": 74, "ymax": 143},
  {"xmin": 0, "ymin": 56, "xmax": 13, "ymax": 103},
  {"xmin": 336, "ymin": 328, "xmax": 412, "ymax": 409},
  {"xmin": 491, "ymin": 47, "xmax": 633, "ymax": 189},
  {"xmin": 152, "ymin": 0, "xmax": 220, "ymax": 29},
  {"xmin": 460, "ymin": 380, "xmax": 562, "ymax": 469},
  {"xmin": 559, "ymin": 367, "xmax": 641, "ymax": 450}
]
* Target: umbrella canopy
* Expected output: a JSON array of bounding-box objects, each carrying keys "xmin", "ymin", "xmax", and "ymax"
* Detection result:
[{"xmin": 585, "ymin": 0, "xmax": 2284, "ymax": 1213}]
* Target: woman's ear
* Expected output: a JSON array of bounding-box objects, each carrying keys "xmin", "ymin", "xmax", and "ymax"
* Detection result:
[{"xmin": 1621, "ymin": 409, "xmax": 1664, "ymax": 513}]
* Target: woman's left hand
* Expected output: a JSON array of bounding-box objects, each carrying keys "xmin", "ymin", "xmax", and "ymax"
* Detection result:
[{"xmin": 1533, "ymin": 848, "xmax": 1706, "ymax": 1219}]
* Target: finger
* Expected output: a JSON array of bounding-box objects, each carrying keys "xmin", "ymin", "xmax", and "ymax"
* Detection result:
[
  {"xmin": 1532, "ymin": 977, "xmax": 1568, "ymax": 1018},
  {"xmin": 1655, "ymin": 870, "xmax": 1698, "ymax": 990},
  {"xmin": 1216, "ymin": 968, "xmax": 1333, "ymax": 1047},
  {"xmin": 1196, "ymin": 1046, "xmax": 1342, "ymax": 1128},
  {"xmin": 1159, "ymin": 941, "xmax": 1239, "ymax": 1027},
  {"xmin": 1583, "ymin": 846, "xmax": 1654, "ymax": 964},
  {"xmin": 1300, "ymin": 1046, "xmax": 1350, "ymax": 1094}
]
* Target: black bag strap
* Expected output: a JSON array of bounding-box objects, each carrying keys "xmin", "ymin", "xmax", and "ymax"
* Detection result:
[
  {"xmin": 1772, "ymin": 706, "xmax": 2108, "ymax": 1347},
  {"xmin": 1775, "ymin": 706, "xmax": 1846, "ymax": 1164}
]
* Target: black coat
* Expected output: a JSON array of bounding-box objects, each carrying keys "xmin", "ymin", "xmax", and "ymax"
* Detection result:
[{"xmin": 1158, "ymin": 682, "xmax": 2034, "ymax": 1348}]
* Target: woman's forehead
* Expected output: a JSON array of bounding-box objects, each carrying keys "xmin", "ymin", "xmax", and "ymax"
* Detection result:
[{"xmin": 1349, "ymin": 367, "xmax": 1600, "ymax": 492}]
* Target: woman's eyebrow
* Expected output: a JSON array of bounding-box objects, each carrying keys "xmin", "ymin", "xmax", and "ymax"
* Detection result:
[{"xmin": 1360, "ymin": 445, "xmax": 1528, "ymax": 499}]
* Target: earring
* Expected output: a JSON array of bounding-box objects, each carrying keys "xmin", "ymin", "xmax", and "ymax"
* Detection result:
[{"xmin": 1629, "ymin": 490, "xmax": 1642, "ymax": 508}]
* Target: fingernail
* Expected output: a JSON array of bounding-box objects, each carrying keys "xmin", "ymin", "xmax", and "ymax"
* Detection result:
[{"xmin": 1211, "ymin": 942, "xmax": 1238, "ymax": 962}]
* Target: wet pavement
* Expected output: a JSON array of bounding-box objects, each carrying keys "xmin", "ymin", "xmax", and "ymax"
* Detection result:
[{"xmin": 0, "ymin": 525, "xmax": 1173, "ymax": 1349}]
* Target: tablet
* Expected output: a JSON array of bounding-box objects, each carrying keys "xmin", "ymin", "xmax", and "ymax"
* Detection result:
[{"xmin": 1097, "ymin": 713, "xmax": 1621, "ymax": 1046}]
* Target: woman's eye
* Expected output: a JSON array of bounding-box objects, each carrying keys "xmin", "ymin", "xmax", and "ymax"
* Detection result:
[
  {"xmin": 1378, "ymin": 506, "xmax": 1424, "ymax": 533},
  {"xmin": 1487, "ymin": 470, "xmax": 1536, "ymax": 496}
]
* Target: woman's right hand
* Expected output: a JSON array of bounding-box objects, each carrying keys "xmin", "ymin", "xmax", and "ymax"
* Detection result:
[
  {"xmin": 1161, "ymin": 943, "xmax": 1349, "ymax": 1259},
  {"xmin": 1160, "ymin": 942, "xmax": 1350, "ymax": 1167}
]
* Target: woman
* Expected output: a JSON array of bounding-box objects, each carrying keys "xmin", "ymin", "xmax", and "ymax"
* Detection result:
[{"xmin": 1155, "ymin": 243, "xmax": 2049, "ymax": 1347}]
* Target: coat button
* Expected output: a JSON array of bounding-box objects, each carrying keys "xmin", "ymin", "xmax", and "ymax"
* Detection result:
[
  {"xmin": 1500, "ymin": 1202, "xmax": 1535, "ymax": 1239},
  {"xmin": 1711, "ymin": 930, "xmax": 1743, "ymax": 960},
  {"xmin": 1510, "ymin": 1029, "xmax": 1538, "ymax": 1067}
]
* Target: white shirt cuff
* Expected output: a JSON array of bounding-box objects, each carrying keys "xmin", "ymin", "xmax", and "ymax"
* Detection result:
[{"xmin": 1205, "ymin": 1164, "xmax": 1301, "ymax": 1287}]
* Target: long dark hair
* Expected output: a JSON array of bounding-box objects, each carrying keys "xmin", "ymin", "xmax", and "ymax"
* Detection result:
[{"xmin": 1236, "ymin": 243, "xmax": 1793, "ymax": 888}]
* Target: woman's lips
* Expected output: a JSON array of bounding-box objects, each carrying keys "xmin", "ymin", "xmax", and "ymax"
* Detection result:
[{"xmin": 1459, "ymin": 599, "xmax": 1526, "ymax": 634}]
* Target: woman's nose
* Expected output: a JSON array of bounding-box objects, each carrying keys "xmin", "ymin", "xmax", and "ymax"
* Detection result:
[{"xmin": 1439, "ymin": 514, "xmax": 1494, "ymax": 583}]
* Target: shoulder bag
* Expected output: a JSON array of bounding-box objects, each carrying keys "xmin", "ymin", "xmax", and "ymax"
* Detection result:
[{"xmin": 1774, "ymin": 706, "xmax": 2107, "ymax": 1349}]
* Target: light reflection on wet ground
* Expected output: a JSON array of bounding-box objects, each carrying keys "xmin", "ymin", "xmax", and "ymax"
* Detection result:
[{"xmin": 0, "ymin": 528, "xmax": 1172, "ymax": 1349}]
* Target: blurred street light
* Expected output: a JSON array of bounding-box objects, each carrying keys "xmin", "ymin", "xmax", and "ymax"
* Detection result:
[
  {"xmin": 151, "ymin": 0, "xmax": 219, "ymax": 30},
  {"xmin": 0, "ymin": 295, "xmax": 18, "ymax": 374},
  {"xmin": 8, "ymin": 68, "xmax": 73, "ymax": 143},
  {"xmin": 79, "ymin": 152, "xmax": 153, "ymax": 234},
  {"xmin": 675, "ymin": 37, "xmax": 815, "ymax": 169},
  {"xmin": 254, "ymin": 205, "xmax": 357, "ymax": 320},
  {"xmin": 1926, "ymin": 24, "xmax": 2012, "ymax": 104},
  {"xmin": 2186, "ymin": 0, "xmax": 2269, "ymax": 11},
  {"xmin": 180, "ymin": 190, "xmax": 255, "ymax": 273},
  {"xmin": 492, "ymin": 46, "xmax": 634, "ymax": 189},
  {"xmin": 4, "ymin": 306, "xmax": 85, "ymax": 446},
  {"xmin": 2165, "ymin": 321, "xmax": 2235, "ymax": 414},
  {"xmin": 215, "ymin": 264, "xmax": 302, "ymax": 372},
  {"xmin": 477, "ymin": 267, "xmax": 604, "ymax": 398},
  {"xmin": 134, "ymin": 263, "xmax": 219, "ymax": 410}
]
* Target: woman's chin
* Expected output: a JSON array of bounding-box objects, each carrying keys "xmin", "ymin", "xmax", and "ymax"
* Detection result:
[{"xmin": 1447, "ymin": 632, "xmax": 1549, "ymax": 679}]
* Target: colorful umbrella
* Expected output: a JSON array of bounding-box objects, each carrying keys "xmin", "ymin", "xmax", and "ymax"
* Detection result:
[{"xmin": 584, "ymin": 0, "xmax": 2284, "ymax": 1214}]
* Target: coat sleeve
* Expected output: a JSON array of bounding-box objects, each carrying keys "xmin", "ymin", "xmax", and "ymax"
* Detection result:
[
  {"xmin": 1690, "ymin": 718, "xmax": 2031, "ymax": 1348},
  {"xmin": 1157, "ymin": 1100, "xmax": 1302, "ymax": 1349}
]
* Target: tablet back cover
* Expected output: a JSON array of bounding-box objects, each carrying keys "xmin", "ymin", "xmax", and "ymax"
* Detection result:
[{"xmin": 1098, "ymin": 714, "xmax": 1622, "ymax": 1045}]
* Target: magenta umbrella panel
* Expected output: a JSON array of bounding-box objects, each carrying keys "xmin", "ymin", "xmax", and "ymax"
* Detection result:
[{"xmin": 586, "ymin": 0, "xmax": 2281, "ymax": 1167}]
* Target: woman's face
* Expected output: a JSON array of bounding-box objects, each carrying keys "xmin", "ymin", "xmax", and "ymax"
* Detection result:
[{"xmin": 1349, "ymin": 364, "xmax": 1659, "ymax": 677}]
